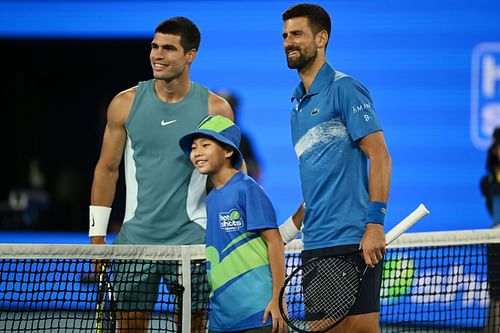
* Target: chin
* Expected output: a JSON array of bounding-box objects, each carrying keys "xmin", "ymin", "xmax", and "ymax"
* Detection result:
[
  {"xmin": 195, "ymin": 167, "xmax": 210, "ymax": 175},
  {"xmin": 286, "ymin": 60, "xmax": 300, "ymax": 69},
  {"xmin": 153, "ymin": 72, "xmax": 174, "ymax": 81}
]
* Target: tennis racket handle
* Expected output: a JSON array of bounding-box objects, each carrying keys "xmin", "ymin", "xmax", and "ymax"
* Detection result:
[{"xmin": 385, "ymin": 203, "xmax": 430, "ymax": 244}]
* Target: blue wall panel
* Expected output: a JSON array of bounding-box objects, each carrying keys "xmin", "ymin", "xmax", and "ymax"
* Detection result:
[{"xmin": 1, "ymin": 0, "xmax": 500, "ymax": 233}]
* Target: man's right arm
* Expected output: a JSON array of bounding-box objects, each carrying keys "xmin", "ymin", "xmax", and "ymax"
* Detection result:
[{"xmin": 89, "ymin": 88, "xmax": 135, "ymax": 244}]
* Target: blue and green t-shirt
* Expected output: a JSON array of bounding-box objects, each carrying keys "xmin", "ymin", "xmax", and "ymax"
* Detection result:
[{"xmin": 205, "ymin": 172, "xmax": 278, "ymax": 331}]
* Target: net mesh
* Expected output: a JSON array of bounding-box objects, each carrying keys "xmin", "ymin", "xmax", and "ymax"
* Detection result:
[
  {"xmin": 0, "ymin": 244, "xmax": 207, "ymax": 333},
  {"xmin": 0, "ymin": 228, "xmax": 499, "ymax": 333},
  {"xmin": 284, "ymin": 228, "xmax": 500, "ymax": 333},
  {"xmin": 283, "ymin": 255, "xmax": 363, "ymax": 332}
]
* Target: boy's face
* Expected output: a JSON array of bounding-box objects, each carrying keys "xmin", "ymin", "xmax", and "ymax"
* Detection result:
[{"xmin": 190, "ymin": 136, "xmax": 233, "ymax": 174}]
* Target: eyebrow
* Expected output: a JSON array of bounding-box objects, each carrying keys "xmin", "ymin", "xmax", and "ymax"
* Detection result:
[
  {"xmin": 151, "ymin": 41, "xmax": 178, "ymax": 50},
  {"xmin": 282, "ymin": 29, "xmax": 302, "ymax": 38}
]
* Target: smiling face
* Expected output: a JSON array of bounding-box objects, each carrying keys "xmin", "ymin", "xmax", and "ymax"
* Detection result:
[
  {"xmin": 190, "ymin": 136, "xmax": 234, "ymax": 175},
  {"xmin": 282, "ymin": 17, "xmax": 319, "ymax": 71},
  {"xmin": 150, "ymin": 32, "xmax": 195, "ymax": 82}
]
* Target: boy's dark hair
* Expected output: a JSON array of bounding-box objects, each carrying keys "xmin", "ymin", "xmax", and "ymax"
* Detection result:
[
  {"xmin": 282, "ymin": 3, "xmax": 331, "ymax": 45},
  {"xmin": 155, "ymin": 16, "xmax": 201, "ymax": 53}
]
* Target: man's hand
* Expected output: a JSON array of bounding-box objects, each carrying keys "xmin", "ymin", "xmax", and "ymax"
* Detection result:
[
  {"xmin": 359, "ymin": 223, "xmax": 386, "ymax": 268},
  {"xmin": 90, "ymin": 236, "xmax": 107, "ymax": 274}
]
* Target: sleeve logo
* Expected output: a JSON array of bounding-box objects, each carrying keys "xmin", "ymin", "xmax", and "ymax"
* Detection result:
[{"xmin": 352, "ymin": 103, "xmax": 372, "ymax": 114}]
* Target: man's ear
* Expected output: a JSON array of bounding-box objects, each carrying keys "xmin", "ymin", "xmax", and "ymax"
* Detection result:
[
  {"xmin": 316, "ymin": 30, "xmax": 328, "ymax": 49},
  {"xmin": 186, "ymin": 48, "xmax": 197, "ymax": 64}
]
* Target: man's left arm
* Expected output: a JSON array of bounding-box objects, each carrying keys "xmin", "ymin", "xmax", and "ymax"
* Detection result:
[{"xmin": 358, "ymin": 130, "xmax": 392, "ymax": 267}]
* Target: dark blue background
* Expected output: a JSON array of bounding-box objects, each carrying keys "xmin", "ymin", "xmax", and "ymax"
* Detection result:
[{"xmin": 1, "ymin": 0, "xmax": 500, "ymax": 236}]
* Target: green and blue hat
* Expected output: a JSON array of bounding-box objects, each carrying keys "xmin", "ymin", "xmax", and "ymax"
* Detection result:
[{"xmin": 179, "ymin": 115, "xmax": 243, "ymax": 169}]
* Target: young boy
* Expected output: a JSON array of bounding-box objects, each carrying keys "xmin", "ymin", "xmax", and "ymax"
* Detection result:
[{"xmin": 179, "ymin": 115, "xmax": 287, "ymax": 333}]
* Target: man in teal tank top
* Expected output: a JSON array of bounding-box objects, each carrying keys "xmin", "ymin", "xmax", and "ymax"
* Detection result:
[{"xmin": 89, "ymin": 16, "xmax": 234, "ymax": 332}]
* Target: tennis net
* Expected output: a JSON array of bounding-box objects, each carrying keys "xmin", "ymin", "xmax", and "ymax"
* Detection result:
[
  {"xmin": 0, "ymin": 227, "xmax": 499, "ymax": 332},
  {"xmin": 0, "ymin": 244, "xmax": 207, "ymax": 333},
  {"xmin": 284, "ymin": 228, "xmax": 500, "ymax": 333}
]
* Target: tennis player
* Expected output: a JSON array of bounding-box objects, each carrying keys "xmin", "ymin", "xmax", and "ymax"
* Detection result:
[
  {"xmin": 88, "ymin": 17, "xmax": 234, "ymax": 332},
  {"xmin": 179, "ymin": 115, "xmax": 287, "ymax": 333},
  {"xmin": 281, "ymin": 4, "xmax": 392, "ymax": 333}
]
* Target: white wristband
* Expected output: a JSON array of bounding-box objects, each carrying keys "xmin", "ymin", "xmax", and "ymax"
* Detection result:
[
  {"xmin": 279, "ymin": 215, "xmax": 300, "ymax": 243},
  {"xmin": 89, "ymin": 205, "xmax": 112, "ymax": 237}
]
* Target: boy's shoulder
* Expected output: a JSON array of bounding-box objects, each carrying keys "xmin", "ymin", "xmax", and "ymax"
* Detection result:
[
  {"xmin": 225, "ymin": 173, "xmax": 268, "ymax": 198},
  {"xmin": 238, "ymin": 173, "xmax": 265, "ymax": 191}
]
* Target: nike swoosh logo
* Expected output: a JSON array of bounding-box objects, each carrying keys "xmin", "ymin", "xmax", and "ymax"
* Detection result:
[
  {"xmin": 161, "ymin": 120, "xmax": 177, "ymax": 126},
  {"xmin": 91, "ymin": 217, "xmax": 95, "ymax": 227}
]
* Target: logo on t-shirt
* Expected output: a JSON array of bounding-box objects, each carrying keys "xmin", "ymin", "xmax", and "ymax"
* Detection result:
[
  {"xmin": 311, "ymin": 107, "xmax": 320, "ymax": 116},
  {"xmin": 219, "ymin": 209, "xmax": 244, "ymax": 232}
]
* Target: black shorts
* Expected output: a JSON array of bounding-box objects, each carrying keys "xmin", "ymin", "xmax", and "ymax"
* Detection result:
[{"xmin": 302, "ymin": 244, "xmax": 383, "ymax": 316}]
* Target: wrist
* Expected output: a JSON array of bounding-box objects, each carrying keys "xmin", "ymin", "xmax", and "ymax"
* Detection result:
[
  {"xmin": 367, "ymin": 201, "xmax": 387, "ymax": 226},
  {"xmin": 90, "ymin": 235, "xmax": 106, "ymax": 244},
  {"xmin": 279, "ymin": 215, "xmax": 300, "ymax": 243},
  {"xmin": 89, "ymin": 205, "xmax": 111, "ymax": 237}
]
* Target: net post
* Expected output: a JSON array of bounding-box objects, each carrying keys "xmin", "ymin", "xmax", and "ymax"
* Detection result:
[{"xmin": 181, "ymin": 246, "xmax": 192, "ymax": 333}]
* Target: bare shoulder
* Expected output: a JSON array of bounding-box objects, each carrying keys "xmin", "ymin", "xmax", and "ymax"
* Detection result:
[
  {"xmin": 111, "ymin": 86, "xmax": 137, "ymax": 111},
  {"xmin": 107, "ymin": 86, "xmax": 137, "ymax": 124},
  {"xmin": 208, "ymin": 91, "xmax": 234, "ymax": 121}
]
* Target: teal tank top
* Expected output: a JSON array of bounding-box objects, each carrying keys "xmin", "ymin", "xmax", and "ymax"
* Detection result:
[{"xmin": 114, "ymin": 79, "xmax": 209, "ymax": 245}]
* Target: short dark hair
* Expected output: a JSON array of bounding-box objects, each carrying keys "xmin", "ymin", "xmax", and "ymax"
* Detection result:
[
  {"xmin": 155, "ymin": 16, "xmax": 201, "ymax": 53},
  {"xmin": 282, "ymin": 3, "xmax": 331, "ymax": 37}
]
